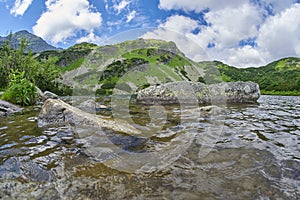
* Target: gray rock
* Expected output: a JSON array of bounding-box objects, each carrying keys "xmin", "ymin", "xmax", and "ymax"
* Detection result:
[
  {"xmin": 0, "ymin": 100, "xmax": 23, "ymax": 117},
  {"xmin": 136, "ymin": 81, "xmax": 260, "ymax": 105},
  {"xmin": 35, "ymin": 88, "xmax": 59, "ymax": 102},
  {"xmin": 38, "ymin": 99, "xmax": 141, "ymax": 135},
  {"xmin": 43, "ymin": 91, "xmax": 59, "ymax": 100},
  {"xmin": 0, "ymin": 157, "xmax": 54, "ymax": 182},
  {"xmin": 77, "ymin": 99, "xmax": 109, "ymax": 113},
  {"xmin": 35, "ymin": 86, "xmax": 44, "ymax": 99}
]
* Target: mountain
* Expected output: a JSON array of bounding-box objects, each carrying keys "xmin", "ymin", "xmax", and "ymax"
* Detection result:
[
  {"xmin": 58, "ymin": 38, "xmax": 210, "ymax": 95},
  {"xmin": 36, "ymin": 42, "xmax": 98, "ymax": 67},
  {"xmin": 0, "ymin": 30, "xmax": 58, "ymax": 52},
  {"xmin": 29, "ymin": 37, "xmax": 300, "ymax": 96},
  {"xmin": 217, "ymin": 57, "xmax": 300, "ymax": 95}
]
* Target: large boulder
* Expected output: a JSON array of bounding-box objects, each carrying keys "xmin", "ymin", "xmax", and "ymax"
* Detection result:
[
  {"xmin": 0, "ymin": 100, "xmax": 23, "ymax": 117},
  {"xmin": 136, "ymin": 81, "xmax": 260, "ymax": 105},
  {"xmin": 38, "ymin": 99, "xmax": 140, "ymax": 135}
]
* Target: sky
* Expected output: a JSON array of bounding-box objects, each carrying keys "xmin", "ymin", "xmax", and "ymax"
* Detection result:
[{"xmin": 0, "ymin": 0, "xmax": 300, "ymax": 68}]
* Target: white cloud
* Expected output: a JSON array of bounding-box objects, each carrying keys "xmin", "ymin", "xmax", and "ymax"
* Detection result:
[
  {"xmin": 146, "ymin": 1, "xmax": 300, "ymax": 67},
  {"xmin": 226, "ymin": 46, "xmax": 267, "ymax": 68},
  {"xmin": 159, "ymin": 0, "xmax": 248, "ymax": 12},
  {"xmin": 159, "ymin": 0, "xmax": 295, "ymax": 14},
  {"xmin": 10, "ymin": 0, "xmax": 33, "ymax": 16},
  {"xmin": 126, "ymin": 10, "xmax": 136, "ymax": 23},
  {"xmin": 263, "ymin": 0, "xmax": 295, "ymax": 14},
  {"xmin": 76, "ymin": 32, "xmax": 101, "ymax": 44},
  {"xmin": 33, "ymin": 0, "xmax": 102, "ymax": 44},
  {"xmin": 113, "ymin": 0, "xmax": 130, "ymax": 14},
  {"xmin": 257, "ymin": 3, "xmax": 300, "ymax": 60},
  {"xmin": 203, "ymin": 3, "xmax": 262, "ymax": 49},
  {"xmin": 142, "ymin": 6, "xmax": 263, "ymax": 66},
  {"xmin": 142, "ymin": 15, "xmax": 209, "ymax": 61}
]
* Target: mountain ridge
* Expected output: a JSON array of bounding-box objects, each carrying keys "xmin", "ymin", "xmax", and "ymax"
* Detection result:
[
  {"xmin": 0, "ymin": 30, "xmax": 58, "ymax": 52},
  {"xmin": 1, "ymin": 30, "xmax": 299, "ymax": 95}
]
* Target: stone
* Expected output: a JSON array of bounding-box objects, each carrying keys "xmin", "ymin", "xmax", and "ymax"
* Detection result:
[
  {"xmin": 43, "ymin": 91, "xmax": 59, "ymax": 100},
  {"xmin": 38, "ymin": 99, "xmax": 141, "ymax": 135},
  {"xmin": 0, "ymin": 100, "xmax": 23, "ymax": 117},
  {"xmin": 77, "ymin": 99, "xmax": 109, "ymax": 113},
  {"xmin": 136, "ymin": 81, "xmax": 260, "ymax": 105},
  {"xmin": 36, "ymin": 87, "xmax": 44, "ymax": 99}
]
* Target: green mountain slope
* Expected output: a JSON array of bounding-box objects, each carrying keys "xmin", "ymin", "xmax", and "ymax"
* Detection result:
[
  {"xmin": 218, "ymin": 57, "xmax": 300, "ymax": 95},
  {"xmin": 36, "ymin": 42, "xmax": 98, "ymax": 68},
  {"xmin": 0, "ymin": 30, "xmax": 58, "ymax": 52},
  {"xmin": 60, "ymin": 38, "xmax": 212, "ymax": 95},
  {"xmin": 20, "ymin": 35, "xmax": 298, "ymax": 96}
]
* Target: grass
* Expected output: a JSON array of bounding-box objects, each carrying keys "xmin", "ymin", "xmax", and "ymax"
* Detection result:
[
  {"xmin": 60, "ymin": 58, "xmax": 85, "ymax": 72},
  {"xmin": 261, "ymin": 90, "xmax": 300, "ymax": 96}
]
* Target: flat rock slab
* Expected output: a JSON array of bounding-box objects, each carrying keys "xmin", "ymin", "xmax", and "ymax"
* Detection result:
[{"xmin": 38, "ymin": 99, "xmax": 141, "ymax": 135}]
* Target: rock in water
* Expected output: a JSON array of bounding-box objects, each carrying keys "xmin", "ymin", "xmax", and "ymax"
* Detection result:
[
  {"xmin": 38, "ymin": 99, "xmax": 141, "ymax": 135},
  {"xmin": 0, "ymin": 100, "xmax": 23, "ymax": 117},
  {"xmin": 43, "ymin": 91, "xmax": 59, "ymax": 100},
  {"xmin": 77, "ymin": 99, "xmax": 109, "ymax": 113},
  {"xmin": 136, "ymin": 81, "xmax": 260, "ymax": 105}
]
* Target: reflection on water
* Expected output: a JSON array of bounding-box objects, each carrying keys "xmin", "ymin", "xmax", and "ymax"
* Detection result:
[{"xmin": 0, "ymin": 95, "xmax": 299, "ymax": 199}]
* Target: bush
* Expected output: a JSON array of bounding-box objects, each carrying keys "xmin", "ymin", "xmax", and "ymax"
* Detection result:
[{"xmin": 1, "ymin": 70, "xmax": 38, "ymax": 106}]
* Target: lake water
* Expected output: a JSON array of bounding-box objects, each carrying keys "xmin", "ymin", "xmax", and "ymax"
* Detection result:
[{"xmin": 0, "ymin": 95, "xmax": 299, "ymax": 199}]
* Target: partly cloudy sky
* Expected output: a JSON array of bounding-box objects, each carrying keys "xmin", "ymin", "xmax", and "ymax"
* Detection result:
[{"xmin": 0, "ymin": 0, "xmax": 300, "ymax": 67}]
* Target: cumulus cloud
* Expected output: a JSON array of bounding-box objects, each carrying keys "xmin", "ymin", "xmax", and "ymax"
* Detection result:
[
  {"xmin": 142, "ymin": 15, "xmax": 209, "ymax": 61},
  {"xmin": 146, "ymin": 1, "xmax": 300, "ymax": 67},
  {"xmin": 257, "ymin": 3, "xmax": 300, "ymax": 60},
  {"xmin": 159, "ymin": 0, "xmax": 248, "ymax": 12},
  {"xmin": 10, "ymin": 0, "xmax": 33, "ymax": 16},
  {"xmin": 159, "ymin": 0, "xmax": 295, "ymax": 14},
  {"xmin": 33, "ymin": 0, "xmax": 102, "ymax": 44},
  {"xmin": 143, "ymin": 5, "xmax": 263, "ymax": 66},
  {"xmin": 76, "ymin": 32, "xmax": 101, "ymax": 44},
  {"xmin": 203, "ymin": 3, "xmax": 262, "ymax": 49}
]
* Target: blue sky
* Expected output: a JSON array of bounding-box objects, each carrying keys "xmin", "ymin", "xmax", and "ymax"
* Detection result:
[{"xmin": 1, "ymin": 0, "xmax": 300, "ymax": 67}]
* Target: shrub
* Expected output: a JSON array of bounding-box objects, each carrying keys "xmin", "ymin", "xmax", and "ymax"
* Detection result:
[{"xmin": 1, "ymin": 70, "xmax": 38, "ymax": 106}]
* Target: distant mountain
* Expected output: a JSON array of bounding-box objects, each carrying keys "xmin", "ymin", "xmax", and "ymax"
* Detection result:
[
  {"xmin": 0, "ymin": 30, "xmax": 58, "ymax": 52},
  {"xmin": 217, "ymin": 57, "xmax": 300, "ymax": 95},
  {"xmin": 36, "ymin": 42, "xmax": 98, "ymax": 67}
]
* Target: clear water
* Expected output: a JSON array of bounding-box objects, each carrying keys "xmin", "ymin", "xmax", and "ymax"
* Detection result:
[{"xmin": 0, "ymin": 95, "xmax": 299, "ymax": 199}]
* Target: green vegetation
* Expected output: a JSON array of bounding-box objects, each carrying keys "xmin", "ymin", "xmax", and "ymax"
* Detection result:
[
  {"xmin": 59, "ymin": 57, "xmax": 85, "ymax": 72},
  {"xmin": 95, "ymin": 47, "xmax": 202, "ymax": 95},
  {"xmin": 2, "ymin": 70, "xmax": 37, "ymax": 106},
  {"xmin": 0, "ymin": 35, "xmax": 71, "ymax": 105},
  {"xmin": 36, "ymin": 42, "xmax": 97, "ymax": 68},
  {"xmin": 218, "ymin": 57, "xmax": 300, "ymax": 95}
]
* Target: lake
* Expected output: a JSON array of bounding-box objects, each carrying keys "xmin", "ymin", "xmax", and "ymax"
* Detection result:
[{"xmin": 0, "ymin": 95, "xmax": 299, "ymax": 199}]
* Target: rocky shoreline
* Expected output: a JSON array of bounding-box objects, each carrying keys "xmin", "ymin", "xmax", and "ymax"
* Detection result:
[{"xmin": 1, "ymin": 81, "xmax": 260, "ymax": 134}]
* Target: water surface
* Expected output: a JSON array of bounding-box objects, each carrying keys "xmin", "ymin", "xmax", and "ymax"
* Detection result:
[{"xmin": 0, "ymin": 95, "xmax": 299, "ymax": 199}]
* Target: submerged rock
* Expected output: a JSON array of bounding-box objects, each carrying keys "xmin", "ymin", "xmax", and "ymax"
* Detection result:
[
  {"xmin": 0, "ymin": 100, "xmax": 23, "ymax": 117},
  {"xmin": 137, "ymin": 81, "xmax": 260, "ymax": 105},
  {"xmin": 38, "ymin": 99, "xmax": 140, "ymax": 135}
]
